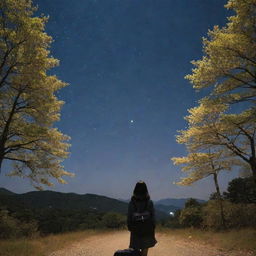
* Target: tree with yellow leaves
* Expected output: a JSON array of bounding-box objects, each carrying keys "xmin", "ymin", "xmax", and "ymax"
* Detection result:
[
  {"xmin": 174, "ymin": 0, "xmax": 256, "ymax": 183},
  {"xmin": 173, "ymin": 98, "xmax": 256, "ymax": 180},
  {"xmin": 172, "ymin": 150, "xmax": 235, "ymax": 228},
  {"xmin": 172, "ymin": 101, "xmax": 238, "ymax": 227},
  {"xmin": 186, "ymin": 0, "xmax": 256, "ymax": 104},
  {"xmin": 172, "ymin": 97, "xmax": 255, "ymax": 226},
  {"xmin": 0, "ymin": 0, "xmax": 73, "ymax": 189}
]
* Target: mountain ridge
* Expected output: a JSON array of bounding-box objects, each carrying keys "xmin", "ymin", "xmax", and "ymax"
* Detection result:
[
  {"xmin": 0, "ymin": 188, "xmax": 206, "ymax": 216},
  {"xmin": 1, "ymin": 188, "xmax": 205, "ymax": 206},
  {"xmin": 156, "ymin": 198, "xmax": 206, "ymax": 208},
  {"xmin": 0, "ymin": 187, "xmax": 16, "ymax": 195},
  {"xmin": 0, "ymin": 187, "xmax": 169, "ymax": 219}
]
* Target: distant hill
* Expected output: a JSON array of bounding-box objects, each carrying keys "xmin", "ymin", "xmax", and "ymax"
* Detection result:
[
  {"xmin": 156, "ymin": 198, "xmax": 206, "ymax": 208},
  {"xmin": 117, "ymin": 198, "xmax": 130, "ymax": 203},
  {"xmin": 0, "ymin": 189, "xmax": 128, "ymax": 214},
  {"xmin": 154, "ymin": 204, "xmax": 180, "ymax": 215},
  {"xmin": 0, "ymin": 188, "xmax": 168, "ymax": 220},
  {"xmin": 119, "ymin": 197, "xmax": 205, "ymax": 212},
  {"xmin": 0, "ymin": 188, "xmax": 16, "ymax": 195}
]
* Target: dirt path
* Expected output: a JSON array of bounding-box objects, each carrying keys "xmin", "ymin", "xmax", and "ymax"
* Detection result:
[{"xmin": 49, "ymin": 231, "xmax": 252, "ymax": 256}]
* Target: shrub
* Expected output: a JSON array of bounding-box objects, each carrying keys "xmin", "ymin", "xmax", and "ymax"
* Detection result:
[
  {"xmin": 100, "ymin": 212, "xmax": 126, "ymax": 229},
  {"xmin": 202, "ymin": 200, "xmax": 256, "ymax": 230},
  {"xmin": 18, "ymin": 220, "xmax": 38, "ymax": 238},
  {"xmin": 0, "ymin": 209, "xmax": 20, "ymax": 239},
  {"xmin": 79, "ymin": 212, "xmax": 103, "ymax": 229},
  {"xmin": 0, "ymin": 209, "xmax": 38, "ymax": 239},
  {"xmin": 202, "ymin": 200, "xmax": 224, "ymax": 230},
  {"xmin": 179, "ymin": 207, "xmax": 203, "ymax": 228}
]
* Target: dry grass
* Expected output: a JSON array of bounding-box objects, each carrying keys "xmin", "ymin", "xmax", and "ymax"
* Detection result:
[
  {"xmin": 0, "ymin": 230, "xmax": 105, "ymax": 256},
  {"xmin": 158, "ymin": 227, "xmax": 256, "ymax": 253}
]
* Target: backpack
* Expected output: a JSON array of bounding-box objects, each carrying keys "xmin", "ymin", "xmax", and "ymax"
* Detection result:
[{"xmin": 131, "ymin": 200, "xmax": 154, "ymax": 235}]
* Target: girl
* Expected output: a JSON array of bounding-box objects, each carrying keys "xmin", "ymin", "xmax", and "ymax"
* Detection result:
[{"xmin": 127, "ymin": 181, "xmax": 157, "ymax": 256}]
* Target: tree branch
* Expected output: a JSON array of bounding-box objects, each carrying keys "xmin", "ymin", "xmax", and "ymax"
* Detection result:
[
  {"xmin": 222, "ymin": 46, "xmax": 256, "ymax": 66},
  {"xmin": 216, "ymin": 132, "xmax": 250, "ymax": 163},
  {"xmin": 224, "ymin": 72, "xmax": 255, "ymax": 89},
  {"xmin": 0, "ymin": 62, "xmax": 17, "ymax": 88},
  {"xmin": 5, "ymin": 139, "xmax": 39, "ymax": 152},
  {"xmin": 4, "ymin": 156, "xmax": 28, "ymax": 164}
]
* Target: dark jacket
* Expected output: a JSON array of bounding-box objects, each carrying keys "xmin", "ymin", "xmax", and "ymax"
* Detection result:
[{"xmin": 127, "ymin": 198, "xmax": 157, "ymax": 249}]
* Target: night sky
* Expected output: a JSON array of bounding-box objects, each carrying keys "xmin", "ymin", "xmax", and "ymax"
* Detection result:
[{"xmin": 0, "ymin": 0, "xmax": 237, "ymax": 200}]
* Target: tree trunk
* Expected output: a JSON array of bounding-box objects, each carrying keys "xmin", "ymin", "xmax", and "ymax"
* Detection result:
[
  {"xmin": 249, "ymin": 157, "xmax": 256, "ymax": 185},
  {"xmin": 0, "ymin": 141, "xmax": 4, "ymax": 175},
  {"xmin": 0, "ymin": 90, "xmax": 22, "ymax": 176},
  {"xmin": 0, "ymin": 154, "xmax": 3, "ymax": 175},
  {"xmin": 213, "ymin": 172, "xmax": 226, "ymax": 229}
]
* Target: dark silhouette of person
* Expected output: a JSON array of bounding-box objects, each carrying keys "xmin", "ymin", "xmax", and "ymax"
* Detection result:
[{"xmin": 127, "ymin": 181, "xmax": 157, "ymax": 256}]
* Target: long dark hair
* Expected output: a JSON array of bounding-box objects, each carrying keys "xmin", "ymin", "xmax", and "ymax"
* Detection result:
[{"xmin": 131, "ymin": 181, "xmax": 150, "ymax": 201}]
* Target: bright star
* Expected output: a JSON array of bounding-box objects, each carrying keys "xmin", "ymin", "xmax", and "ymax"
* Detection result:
[{"xmin": 130, "ymin": 120, "xmax": 134, "ymax": 123}]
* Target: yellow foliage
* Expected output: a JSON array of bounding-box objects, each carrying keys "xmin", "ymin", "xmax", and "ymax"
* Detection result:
[
  {"xmin": 186, "ymin": 0, "xmax": 256, "ymax": 103},
  {"xmin": 0, "ymin": 0, "xmax": 73, "ymax": 188},
  {"xmin": 172, "ymin": 0, "xmax": 256, "ymax": 188}
]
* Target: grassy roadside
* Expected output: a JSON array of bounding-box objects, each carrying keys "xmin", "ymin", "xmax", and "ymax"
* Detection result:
[
  {"xmin": 157, "ymin": 227, "xmax": 256, "ymax": 254},
  {"xmin": 0, "ymin": 230, "xmax": 110, "ymax": 256}
]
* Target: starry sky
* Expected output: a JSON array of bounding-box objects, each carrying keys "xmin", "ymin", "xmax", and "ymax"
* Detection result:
[{"xmin": 0, "ymin": 0, "xmax": 238, "ymax": 200}]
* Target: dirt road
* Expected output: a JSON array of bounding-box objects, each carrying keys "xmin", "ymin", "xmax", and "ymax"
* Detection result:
[{"xmin": 49, "ymin": 231, "xmax": 252, "ymax": 256}]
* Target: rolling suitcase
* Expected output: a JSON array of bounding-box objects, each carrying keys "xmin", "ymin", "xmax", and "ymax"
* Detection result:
[{"xmin": 114, "ymin": 248, "xmax": 141, "ymax": 256}]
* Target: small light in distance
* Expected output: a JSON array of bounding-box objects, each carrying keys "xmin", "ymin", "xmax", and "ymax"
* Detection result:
[{"xmin": 169, "ymin": 211, "xmax": 174, "ymax": 216}]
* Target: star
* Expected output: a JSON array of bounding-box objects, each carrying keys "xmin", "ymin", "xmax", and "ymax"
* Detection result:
[{"xmin": 130, "ymin": 120, "xmax": 134, "ymax": 123}]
